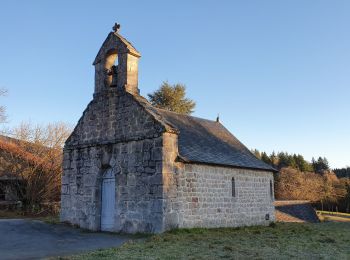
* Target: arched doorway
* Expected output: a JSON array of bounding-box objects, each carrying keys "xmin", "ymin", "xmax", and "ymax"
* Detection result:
[{"xmin": 101, "ymin": 168, "xmax": 115, "ymax": 231}]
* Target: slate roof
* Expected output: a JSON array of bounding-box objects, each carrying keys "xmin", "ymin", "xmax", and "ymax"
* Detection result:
[{"xmin": 154, "ymin": 108, "xmax": 277, "ymax": 172}]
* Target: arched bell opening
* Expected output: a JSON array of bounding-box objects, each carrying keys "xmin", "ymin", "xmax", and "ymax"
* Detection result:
[{"xmin": 104, "ymin": 49, "xmax": 118, "ymax": 87}]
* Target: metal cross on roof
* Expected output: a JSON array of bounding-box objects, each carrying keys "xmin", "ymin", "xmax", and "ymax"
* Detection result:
[{"xmin": 113, "ymin": 23, "xmax": 121, "ymax": 33}]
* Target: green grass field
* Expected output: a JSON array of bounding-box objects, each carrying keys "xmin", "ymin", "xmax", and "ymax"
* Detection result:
[{"xmin": 58, "ymin": 222, "xmax": 350, "ymax": 260}]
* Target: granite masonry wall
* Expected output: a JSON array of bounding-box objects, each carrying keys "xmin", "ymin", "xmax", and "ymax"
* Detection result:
[
  {"xmin": 61, "ymin": 89, "xmax": 166, "ymax": 233},
  {"xmin": 161, "ymin": 133, "xmax": 275, "ymax": 230},
  {"xmin": 65, "ymin": 89, "xmax": 164, "ymax": 147},
  {"xmin": 179, "ymin": 165, "xmax": 275, "ymax": 228}
]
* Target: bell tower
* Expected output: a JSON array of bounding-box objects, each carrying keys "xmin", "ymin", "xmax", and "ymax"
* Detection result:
[{"xmin": 93, "ymin": 23, "xmax": 141, "ymax": 95}]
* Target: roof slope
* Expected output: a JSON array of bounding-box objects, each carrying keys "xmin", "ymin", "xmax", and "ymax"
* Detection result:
[
  {"xmin": 154, "ymin": 109, "xmax": 276, "ymax": 172},
  {"xmin": 93, "ymin": 32, "xmax": 141, "ymax": 65}
]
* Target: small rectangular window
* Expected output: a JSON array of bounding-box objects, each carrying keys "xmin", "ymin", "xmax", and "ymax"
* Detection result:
[
  {"xmin": 232, "ymin": 177, "xmax": 236, "ymax": 197},
  {"xmin": 270, "ymin": 180, "xmax": 273, "ymax": 199}
]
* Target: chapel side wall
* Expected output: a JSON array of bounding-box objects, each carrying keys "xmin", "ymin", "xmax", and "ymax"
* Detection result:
[
  {"xmin": 163, "ymin": 162, "xmax": 275, "ymax": 230},
  {"xmin": 179, "ymin": 164, "xmax": 275, "ymax": 228}
]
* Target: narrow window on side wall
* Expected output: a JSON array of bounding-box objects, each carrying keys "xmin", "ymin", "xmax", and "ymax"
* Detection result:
[
  {"xmin": 232, "ymin": 177, "xmax": 236, "ymax": 197},
  {"xmin": 270, "ymin": 180, "xmax": 273, "ymax": 199}
]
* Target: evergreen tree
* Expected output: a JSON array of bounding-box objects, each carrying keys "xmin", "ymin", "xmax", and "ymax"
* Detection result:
[
  {"xmin": 314, "ymin": 157, "xmax": 330, "ymax": 174},
  {"xmin": 289, "ymin": 154, "xmax": 297, "ymax": 169},
  {"xmin": 269, "ymin": 151, "xmax": 278, "ymax": 167},
  {"xmin": 278, "ymin": 152, "xmax": 290, "ymax": 169},
  {"xmin": 312, "ymin": 157, "xmax": 317, "ymax": 172},
  {"xmin": 261, "ymin": 152, "xmax": 271, "ymax": 165},
  {"xmin": 294, "ymin": 154, "xmax": 312, "ymax": 172},
  {"xmin": 148, "ymin": 82, "xmax": 196, "ymax": 115},
  {"xmin": 252, "ymin": 149, "xmax": 261, "ymax": 159},
  {"xmin": 334, "ymin": 167, "xmax": 350, "ymax": 178}
]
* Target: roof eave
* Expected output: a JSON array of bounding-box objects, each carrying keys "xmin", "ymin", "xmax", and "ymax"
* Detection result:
[{"xmin": 176, "ymin": 156, "xmax": 278, "ymax": 173}]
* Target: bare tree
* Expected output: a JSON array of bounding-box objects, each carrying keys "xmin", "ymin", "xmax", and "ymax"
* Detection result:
[
  {"xmin": 275, "ymin": 167, "xmax": 324, "ymax": 202},
  {"xmin": 6, "ymin": 122, "xmax": 72, "ymax": 213},
  {"xmin": 13, "ymin": 121, "xmax": 71, "ymax": 152},
  {"xmin": 275, "ymin": 167, "xmax": 350, "ymax": 212},
  {"xmin": 0, "ymin": 88, "xmax": 7, "ymax": 123}
]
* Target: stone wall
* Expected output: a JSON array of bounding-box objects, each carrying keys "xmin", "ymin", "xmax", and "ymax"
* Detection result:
[
  {"xmin": 163, "ymin": 161, "xmax": 275, "ymax": 230},
  {"xmin": 65, "ymin": 89, "xmax": 164, "ymax": 147},
  {"xmin": 162, "ymin": 132, "xmax": 182, "ymax": 230},
  {"xmin": 61, "ymin": 90, "xmax": 166, "ymax": 233}
]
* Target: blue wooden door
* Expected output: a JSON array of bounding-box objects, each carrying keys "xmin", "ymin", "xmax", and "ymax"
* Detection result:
[{"xmin": 101, "ymin": 169, "xmax": 115, "ymax": 231}]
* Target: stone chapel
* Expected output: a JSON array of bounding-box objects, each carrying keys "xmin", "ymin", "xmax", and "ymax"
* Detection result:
[{"xmin": 60, "ymin": 24, "xmax": 277, "ymax": 233}]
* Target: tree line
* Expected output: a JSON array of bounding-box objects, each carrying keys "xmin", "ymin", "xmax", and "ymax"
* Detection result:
[
  {"xmin": 252, "ymin": 149, "xmax": 332, "ymax": 174},
  {"xmin": 253, "ymin": 149, "xmax": 350, "ymax": 213},
  {"xmin": 334, "ymin": 167, "xmax": 350, "ymax": 179}
]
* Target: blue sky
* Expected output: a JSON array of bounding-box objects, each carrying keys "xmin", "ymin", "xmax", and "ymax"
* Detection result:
[{"xmin": 0, "ymin": 1, "xmax": 349, "ymax": 168}]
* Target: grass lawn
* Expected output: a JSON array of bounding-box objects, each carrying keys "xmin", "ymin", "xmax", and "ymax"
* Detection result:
[{"xmin": 58, "ymin": 222, "xmax": 350, "ymax": 260}]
